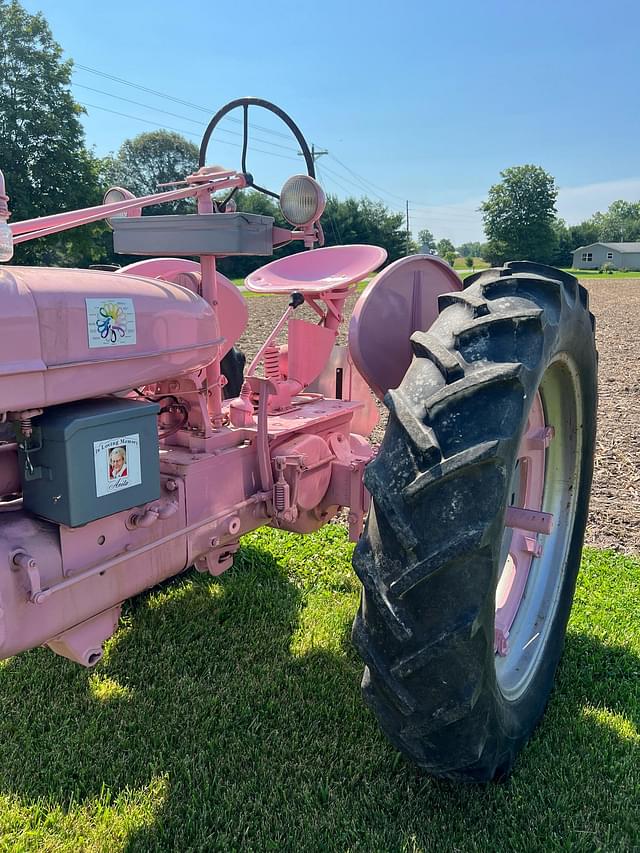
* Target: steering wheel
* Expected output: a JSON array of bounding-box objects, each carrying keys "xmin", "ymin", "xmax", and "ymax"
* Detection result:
[{"xmin": 198, "ymin": 97, "xmax": 316, "ymax": 205}]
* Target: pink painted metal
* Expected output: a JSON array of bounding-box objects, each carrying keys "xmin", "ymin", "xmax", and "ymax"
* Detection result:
[
  {"xmin": 0, "ymin": 265, "xmax": 222, "ymax": 411},
  {"xmin": 495, "ymin": 391, "xmax": 550, "ymax": 655},
  {"xmin": 0, "ymin": 101, "xmax": 461, "ymax": 669},
  {"xmin": 285, "ymin": 319, "xmax": 336, "ymax": 388},
  {"xmin": 504, "ymin": 506, "xmax": 553, "ymax": 536},
  {"xmin": 245, "ymin": 244, "xmax": 387, "ymax": 294},
  {"xmin": 47, "ymin": 606, "xmax": 122, "ymax": 667},
  {"xmin": 349, "ymin": 254, "xmax": 462, "ymax": 400},
  {"xmin": 306, "ymin": 345, "xmax": 380, "ymax": 437},
  {"xmin": 11, "ymin": 171, "xmax": 247, "ymax": 241},
  {"xmin": 234, "ymin": 279, "xmax": 355, "ymax": 418},
  {"xmin": 118, "ymin": 258, "xmax": 248, "ymax": 357},
  {"xmin": 0, "ymin": 170, "xmax": 12, "ymax": 262}
]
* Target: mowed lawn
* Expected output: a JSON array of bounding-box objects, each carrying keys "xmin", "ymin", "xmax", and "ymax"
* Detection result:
[
  {"xmin": 0, "ymin": 526, "xmax": 638, "ymax": 852},
  {"xmin": 233, "ymin": 268, "xmax": 640, "ymax": 292}
]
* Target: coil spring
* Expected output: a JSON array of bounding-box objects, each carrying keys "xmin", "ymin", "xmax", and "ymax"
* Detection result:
[
  {"xmin": 20, "ymin": 416, "xmax": 33, "ymax": 439},
  {"xmin": 263, "ymin": 346, "xmax": 281, "ymax": 381},
  {"xmin": 274, "ymin": 480, "xmax": 287, "ymax": 512}
]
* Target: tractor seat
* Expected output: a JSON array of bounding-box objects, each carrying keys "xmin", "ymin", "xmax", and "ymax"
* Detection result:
[{"xmin": 245, "ymin": 244, "xmax": 387, "ymax": 294}]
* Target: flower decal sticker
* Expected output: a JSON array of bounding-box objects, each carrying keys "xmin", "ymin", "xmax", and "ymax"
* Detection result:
[
  {"xmin": 86, "ymin": 298, "xmax": 137, "ymax": 348},
  {"xmin": 96, "ymin": 302, "xmax": 127, "ymax": 342}
]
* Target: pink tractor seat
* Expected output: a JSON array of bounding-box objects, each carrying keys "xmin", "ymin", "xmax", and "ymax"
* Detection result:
[{"xmin": 245, "ymin": 244, "xmax": 388, "ymax": 294}]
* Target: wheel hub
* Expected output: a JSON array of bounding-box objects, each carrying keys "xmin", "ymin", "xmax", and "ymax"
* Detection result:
[{"xmin": 494, "ymin": 356, "xmax": 583, "ymax": 700}]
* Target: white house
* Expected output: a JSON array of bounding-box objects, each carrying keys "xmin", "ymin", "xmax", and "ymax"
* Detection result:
[{"xmin": 572, "ymin": 242, "xmax": 640, "ymax": 270}]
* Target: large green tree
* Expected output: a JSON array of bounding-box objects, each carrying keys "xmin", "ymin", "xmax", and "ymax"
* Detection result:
[
  {"xmin": 481, "ymin": 165, "xmax": 558, "ymax": 265},
  {"xmin": 105, "ymin": 131, "xmax": 200, "ymax": 215},
  {"xmin": 590, "ymin": 200, "xmax": 640, "ymax": 242},
  {"xmin": 0, "ymin": 0, "xmax": 106, "ymax": 265},
  {"xmin": 417, "ymin": 228, "xmax": 436, "ymax": 252},
  {"xmin": 322, "ymin": 196, "xmax": 411, "ymax": 260},
  {"xmin": 456, "ymin": 240, "xmax": 483, "ymax": 258},
  {"xmin": 551, "ymin": 218, "xmax": 601, "ymax": 267},
  {"xmin": 436, "ymin": 238, "xmax": 455, "ymax": 257}
]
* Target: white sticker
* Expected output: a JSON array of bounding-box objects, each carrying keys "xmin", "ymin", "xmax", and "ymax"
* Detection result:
[
  {"xmin": 94, "ymin": 433, "xmax": 142, "ymax": 498},
  {"xmin": 86, "ymin": 298, "xmax": 137, "ymax": 348}
]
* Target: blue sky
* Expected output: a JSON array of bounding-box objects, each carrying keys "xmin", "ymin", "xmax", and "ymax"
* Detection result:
[{"xmin": 21, "ymin": 0, "xmax": 640, "ymax": 243}]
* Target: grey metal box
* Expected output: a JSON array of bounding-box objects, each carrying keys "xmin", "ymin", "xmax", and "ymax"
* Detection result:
[
  {"xmin": 113, "ymin": 212, "xmax": 275, "ymax": 257},
  {"xmin": 20, "ymin": 398, "xmax": 160, "ymax": 527}
]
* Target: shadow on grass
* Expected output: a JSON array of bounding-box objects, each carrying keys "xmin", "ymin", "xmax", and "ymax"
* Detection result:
[{"xmin": 0, "ymin": 543, "xmax": 637, "ymax": 851}]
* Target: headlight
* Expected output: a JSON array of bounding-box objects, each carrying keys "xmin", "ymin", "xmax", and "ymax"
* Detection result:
[
  {"xmin": 279, "ymin": 176, "xmax": 326, "ymax": 227},
  {"xmin": 103, "ymin": 187, "xmax": 139, "ymax": 228}
]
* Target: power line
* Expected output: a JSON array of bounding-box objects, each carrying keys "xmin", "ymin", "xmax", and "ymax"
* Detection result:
[
  {"xmin": 304, "ymin": 159, "xmax": 480, "ymax": 229},
  {"xmin": 299, "ymin": 143, "xmax": 329, "ymax": 162},
  {"xmin": 320, "ymin": 164, "xmax": 474, "ymax": 227},
  {"xmin": 74, "ymin": 83, "xmax": 205, "ymax": 126},
  {"xmin": 319, "ymin": 162, "xmax": 393, "ymax": 205},
  {"xmin": 316, "ymin": 165, "xmax": 343, "ymax": 244},
  {"xmin": 78, "ymin": 101, "xmax": 300, "ymax": 162},
  {"xmin": 328, "ymin": 153, "xmax": 406, "ymax": 203},
  {"xmin": 320, "ymin": 168, "xmax": 405, "ymax": 216},
  {"xmin": 74, "ymin": 64, "xmax": 293, "ymax": 140},
  {"xmin": 320, "ymin": 160, "xmax": 479, "ymax": 223},
  {"xmin": 318, "ymin": 167, "xmax": 359, "ymax": 198},
  {"xmin": 327, "ymin": 152, "xmax": 482, "ymax": 217},
  {"xmin": 73, "ymin": 83, "xmax": 300, "ymax": 153},
  {"xmin": 74, "ymin": 62, "xmax": 480, "ymax": 224}
]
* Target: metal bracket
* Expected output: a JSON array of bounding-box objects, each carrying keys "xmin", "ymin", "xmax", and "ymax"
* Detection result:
[
  {"xmin": 14, "ymin": 425, "xmax": 51, "ymax": 482},
  {"xmin": 10, "ymin": 550, "xmax": 42, "ymax": 601},
  {"xmin": 195, "ymin": 541, "xmax": 240, "ymax": 576},
  {"xmin": 323, "ymin": 455, "xmax": 371, "ymax": 541}
]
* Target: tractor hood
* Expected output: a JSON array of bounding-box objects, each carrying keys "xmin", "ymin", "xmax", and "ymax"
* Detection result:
[{"xmin": 0, "ymin": 266, "xmax": 221, "ymax": 412}]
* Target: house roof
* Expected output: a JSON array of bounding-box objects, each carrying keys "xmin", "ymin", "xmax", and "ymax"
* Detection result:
[{"xmin": 574, "ymin": 242, "xmax": 640, "ymax": 253}]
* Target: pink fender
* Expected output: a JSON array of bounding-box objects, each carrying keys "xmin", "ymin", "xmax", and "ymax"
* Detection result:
[
  {"xmin": 348, "ymin": 254, "xmax": 462, "ymax": 400},
  {"xmin": 118, "ymin": 258, "xmax": 248, "ymax": 357}
]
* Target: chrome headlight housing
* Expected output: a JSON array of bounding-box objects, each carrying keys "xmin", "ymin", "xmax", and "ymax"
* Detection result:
[{"xmin": 279, "ymin": 175, "xmax": 326, "ymax": 227}]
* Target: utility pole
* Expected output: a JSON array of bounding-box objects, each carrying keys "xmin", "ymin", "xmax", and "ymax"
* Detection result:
[
  {"xmin": 406, "ymin": 200, "xmax": 410, "ymax": 255},
  {"xmin": 298, "ymin": 144, "xmax": 329, "ymax": 163}
]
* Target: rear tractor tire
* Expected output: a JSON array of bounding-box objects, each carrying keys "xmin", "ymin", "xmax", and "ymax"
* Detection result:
[{"xmin": 352, "ymin": 262, "xmax": 597, "ymax": 782}]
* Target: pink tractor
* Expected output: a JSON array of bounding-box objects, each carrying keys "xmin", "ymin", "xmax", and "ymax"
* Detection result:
[{"xmin": 0, "ymin": 98, "xmax": 596, "ymax": 782}]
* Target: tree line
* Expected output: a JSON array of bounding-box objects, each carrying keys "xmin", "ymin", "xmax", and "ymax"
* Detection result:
[
  {"xmin": 2, "ymin": 0, "xmax": 638, "ymax": 275},
  {"xmin": 422, "ymin": 166, "xmax": 640, "ymax": 268},
  {"xmin": 477, "ymin": 164, "xmax": 640, "ymax": 268}
]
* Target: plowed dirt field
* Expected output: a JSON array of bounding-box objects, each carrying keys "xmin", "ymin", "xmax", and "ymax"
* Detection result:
[{"xmin": 236, "ymin": 278, "xmax": 640, "ymax": 553}]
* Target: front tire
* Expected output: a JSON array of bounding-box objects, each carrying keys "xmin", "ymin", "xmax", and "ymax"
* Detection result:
[{"xmin": 352, "ymin": 262, "xmax": 597, "ymax": 782}]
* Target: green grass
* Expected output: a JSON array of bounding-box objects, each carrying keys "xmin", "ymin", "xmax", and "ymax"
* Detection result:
[
  {"xmin": 0, "ymin": 527, "xmax": 638, "ymax": 851},
  {"xmin": 453, "ymin": 257, "xmax": 489, "ymax": 270},
  {"xmin": 459, "ymin": 268, "xmax": 640, "ymax": 282},
  {"xmin": 561, "ymin": 268, "xmax": 640, "ymax": 279},
  {"xmin": 234, "ymin": 267, "xmax": 640, "ymax": 296}
]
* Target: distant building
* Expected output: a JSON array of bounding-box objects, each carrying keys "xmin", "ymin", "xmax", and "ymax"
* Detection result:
[{"xmin": 572, "ymin": 242, "xmax": 640, "ymax": 270}]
